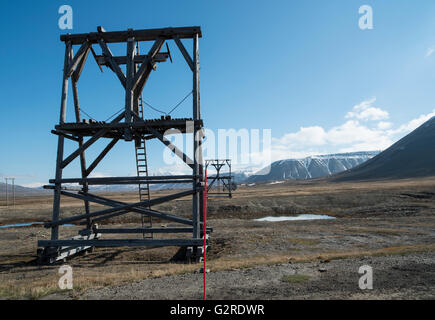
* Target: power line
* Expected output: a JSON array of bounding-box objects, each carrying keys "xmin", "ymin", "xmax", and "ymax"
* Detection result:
[
  {"xmin": 80, "ymin": 89, "xmax": 193, "ymax": 121},
  {"xmin": 142, "ymin": 90, "xmax": 193, "ymax": 116},
  {"xmin": 142, "ymin": 100, "xmax": 167, "ymax": 115},
  {"xmin": 104, "ymin": 107, "xmax": 124, "ymax": 122},
  {"xmin": 168, "ymin": 91, "xmax": 193, "ymax": 115},
  {"xmin": 79, "ymin": 108, "xmax": 97, "ymax": 121}
]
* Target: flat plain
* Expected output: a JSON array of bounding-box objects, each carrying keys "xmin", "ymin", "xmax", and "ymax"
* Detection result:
[{"xmin": 0, "ymin": 177, "xmax": 434, "ymax": 299}]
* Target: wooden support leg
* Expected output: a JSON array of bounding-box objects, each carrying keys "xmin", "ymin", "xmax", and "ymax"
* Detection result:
[
  {"xmin": 72, "ymin": 79, "xmax": 91, "ymax": 227},
  {"xmin": 52, "ymin": 42, "xmax": 71, "ymax": 240},
  {"xmin": 192, "ymin": 33, "xmax": 201, "ymax": 244}
]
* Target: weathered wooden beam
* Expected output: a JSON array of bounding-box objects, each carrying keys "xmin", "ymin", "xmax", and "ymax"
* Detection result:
[
  {"xmin": 66, "ymin": 41, "xmax": 91, "ymax": 78},
  {"xmin": 46, "ymin": 189, "xmax": 195, "ymax": 227},
  {"xmin": 97, "ymin": 39, "xmax": 126, "ymax": 88},
  {"xmin": 39, "ymin": 233, "xmax": 100, "ymax": 263},
  {"xmin": 132, "ymin": 39, "xmax": 165, "ymax": 92},
  {"xmin": 51, "ymin": 130, "xmax": 80, "ymax": 142},
  {"xmin": 66, "ymin": 190, "xmax": 194, "ymax": 226},
  {"xmin": 56, "ymin": 118, "xmax": 201, "ymax": 133},
  {"xmin": 49, "ymin": 174, "xmax": 194, "ymax": 184},
  {"xmin": 192, "ymin": 33, "xmax": 202, "ymax": 240},
  {"xmin": 147, "ymin": 126, "xmax": 194, "ymax": 169},
  {"xmin": 61, "ymin": 26, "xmax": 202, "ymax": 45},
  {"xmin": 71, "ymin": 75, "xmax": 92, "ymax": 226},
  {"xmin": 51, "ymin": 41, "xmax": 72, "ymax": 241},
  {"xmin": 79, "ymin": 227, "xmax": 213, "ymax": 235},
  {"xmin": 174, "ymin": 37, "xmax": 194, "ymax": 72},
  {"xmin": 72, "ymin": 46, "xmax": 90, "ymax": 82},
  {"xmin": 39, "ymin": 238, "xmax": 207, "ymax": 248},
  {"xmin": 60, "ymin": 113, "xmax": 124, "ymax": 169},
  {"xmin": 90, "ymin": 46, "xmax": 104, "ymax": 73},
  {"xmin": 85, "ymin": 138, "xmax": 119, "ymax": 177},
  {"xmin": 125, "ymin": 37, "xmax": 136, "ymax": 124},
  {"xmin": 95, "ymin": 53, "xmax": 168, "ymax": 66}
]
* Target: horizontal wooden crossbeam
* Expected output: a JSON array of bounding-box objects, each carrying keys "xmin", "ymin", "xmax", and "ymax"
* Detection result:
[
  {"xmin": 79, "ymin": 227, "xmax": 213, "ymax": 236},
  {"xmin": 95, "ymin": 53, "xmax": 168, "ymax": 66},
  {"xmin": 55, "ymin": 118, "xmax": 202, "ymax": 139},
  {"xmin": 49, "ymin": 175, "xmax": 195, "ymax": 185},
  {"xmin": 39, "ymin": 238, "xmax": 207, "ymax": 248},
  {"xmin": 61, "ymin": 26, "xmax": 202, "ymax": 45}
]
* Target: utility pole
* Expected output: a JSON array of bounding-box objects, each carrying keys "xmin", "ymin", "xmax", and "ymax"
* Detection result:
[
  {"xmin": 4, "ymin": 177, "xmax": 16, "ymax": 208},
  {"xmin": 12, "ymin": 178, "xmax": 15, "ymax": 208},
  {"xmin": 5, "ymin": 178, "xmax": 8, "ymax": 207}
]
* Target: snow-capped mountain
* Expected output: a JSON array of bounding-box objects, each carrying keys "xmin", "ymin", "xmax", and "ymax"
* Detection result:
[
  {"xmin": 25, "ymin": 151, "xmax": 382, "ymax": 194},
  {"xmin": 245, "ymin": 151, "xmax": 380, "ymax": 183}
]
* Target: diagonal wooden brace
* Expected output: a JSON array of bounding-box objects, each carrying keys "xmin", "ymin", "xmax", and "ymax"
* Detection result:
[
  {"xmin": 147, "ymin": 126, "xmax": 194, "ymax": 169},
  {"xmin": 60, "ymin": 113, "xmax": 124, "ymax": 169},
  {"xmin": 66, "ymin": 41, "xmax": 91, "ymax": 78},
  {"xmin": 98, "ymin": 39, "xmax": 127, "ymax": 88},
  {"xmin": 45, "ymin": 189, "xmax": 195, "ymax": 227},
  {"xmin": 132, "ymin": 39, "xmax": 165, "ymax": 92}
]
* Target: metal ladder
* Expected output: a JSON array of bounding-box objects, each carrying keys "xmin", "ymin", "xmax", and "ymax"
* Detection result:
[{"xmin": 135, "ymin": 94, "xmax": 153, "ymax": 239}]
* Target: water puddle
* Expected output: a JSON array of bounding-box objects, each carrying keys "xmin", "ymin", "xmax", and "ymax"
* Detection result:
[
  {"xmin": 0, "ymin": 222, "xmax": 75, "ymax": 229},
  {"xmin": 254, "ymin": 214, "xmax": 336, "ymax": 222}
]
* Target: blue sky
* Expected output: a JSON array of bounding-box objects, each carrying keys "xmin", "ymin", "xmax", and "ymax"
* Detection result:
[{"xmin": 1, "ymin": 0, "xmax": 435, "ymax": 186}]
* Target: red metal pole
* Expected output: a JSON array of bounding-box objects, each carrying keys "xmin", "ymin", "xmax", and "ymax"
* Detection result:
[{"xmin": 203, "ymin": 169, "xmax": 207, "ymax": 300}]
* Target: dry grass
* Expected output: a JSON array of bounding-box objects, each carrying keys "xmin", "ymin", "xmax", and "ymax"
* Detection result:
[
  {"xmin": 1, "ymin": 243, "xmax": 434, "ymax": 299},
  {"xmin": 281, "ymin": 274, "xmax": 311, "ymax": 283}
]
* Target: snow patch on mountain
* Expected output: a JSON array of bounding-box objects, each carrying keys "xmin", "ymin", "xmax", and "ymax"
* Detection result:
[{"xmin": 245, "ymin": 151, "xmax": 380, "ymax": 183}]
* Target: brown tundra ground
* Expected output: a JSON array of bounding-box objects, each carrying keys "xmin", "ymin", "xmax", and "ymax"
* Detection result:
[{"xmin": 0, "ymin": 177, "xmax": 434, "ymax": 299}]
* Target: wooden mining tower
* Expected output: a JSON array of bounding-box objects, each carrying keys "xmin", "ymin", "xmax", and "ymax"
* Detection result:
[
  {"xmin": 205, "ymin": 160, "xmax": 236, "ymax": 199},
  {"xmin": 38, "ymin": 26, "xmax": 210, "ymax": 263}
]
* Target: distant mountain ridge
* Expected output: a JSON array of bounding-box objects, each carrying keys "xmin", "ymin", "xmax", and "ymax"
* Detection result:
[
  {"xmin": 330, "ymin": 116, "xmax": 435, "ymax": 181},
  {"xmin": 245, "ymin": 151, "xmax": 380, "ymax": 183},
  {"xmin": 0, "ymin": 182, "xmax": 49, "ymax": 196},
  {"xmin": 12, "ymin": 114, "xmax": 434, "ymax": 195}
]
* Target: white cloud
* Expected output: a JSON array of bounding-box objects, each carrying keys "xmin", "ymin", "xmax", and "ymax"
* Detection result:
[
  {"xmin": 389, "ymin": 109, "xmax": 435, "ymax": 135},
  {"xmin": 268, "ymin": 99, "xmax": 435, "ymax": 162},
  {"xmin": 377, "ymin": 121, "xmax": 392, "ymax": 130},
  {"xmin": 345, "ymin": 97, "xmax": 389, "ymax": 121},
  {"xmin": 274, "ymin": 126, "xmax": 326, "ymax": 147}
]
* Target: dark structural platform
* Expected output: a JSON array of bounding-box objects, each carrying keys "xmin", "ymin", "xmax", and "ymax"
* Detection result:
[{"xmin": 38, "ymin": 26, "xmax": 209, "ymax": 264}]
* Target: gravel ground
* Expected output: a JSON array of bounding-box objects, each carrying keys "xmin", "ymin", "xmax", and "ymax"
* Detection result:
[{"xmin": 43, "ymin": 252, "xmax": 435, "ymax": 300}]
